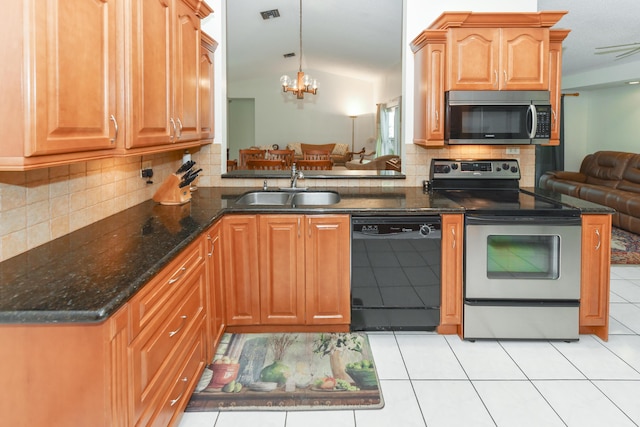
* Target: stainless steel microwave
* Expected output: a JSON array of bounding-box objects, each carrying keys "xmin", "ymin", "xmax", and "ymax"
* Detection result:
[{"xmin": 445, "ymin": 90, "xmax": 552, "ymax": 145}]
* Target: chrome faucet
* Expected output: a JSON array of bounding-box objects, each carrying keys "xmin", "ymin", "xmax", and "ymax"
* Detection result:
[{"xmin": 290, "ymin": 163, "xmax": 304, "ymax": 188}]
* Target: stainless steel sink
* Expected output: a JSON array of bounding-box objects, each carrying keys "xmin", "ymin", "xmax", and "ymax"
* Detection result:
[
  {"xmin": 233, "ymin": 191, "xmax": 292, "ymax": 205},
  {"xmin": 291, "ymin": 191, "xmax": 340, "ymax": 205},
  {"xmin": 233, "ymin": 190, "xmax": 340, "ymax": 206}
]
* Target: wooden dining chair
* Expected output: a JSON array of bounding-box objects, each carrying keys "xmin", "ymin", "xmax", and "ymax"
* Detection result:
[
  {"xmin": 246, "ymin": 159, "xmax": 286, "ymax": 170},
  {"xmin": 238, "ymin": 149, "xmax": 266, "ymax": 169},
  {"xmin": 268, "ymin": 149, "xmax": 295, "ymax": 168},
  {"xmin": 302, "ymin": 149, "xmax": 331, "ymax": 161},
  {"xmin": 295, "ymin": 159, "xmax": 333, "ymax": 170}
]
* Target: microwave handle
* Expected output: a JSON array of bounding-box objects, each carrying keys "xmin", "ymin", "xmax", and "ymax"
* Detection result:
[{"xmin": 527, "ymin": 104, "xmax": 537, "ymax": 139}]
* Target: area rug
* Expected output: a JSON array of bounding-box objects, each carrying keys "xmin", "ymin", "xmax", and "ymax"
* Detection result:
[
  {"xmin": 185, "ymin": 332, "xmax": 384, "ymax": 411},
  {"xmin": 611, "ymin": 227, "xmax": 640, "ymax": 264}
]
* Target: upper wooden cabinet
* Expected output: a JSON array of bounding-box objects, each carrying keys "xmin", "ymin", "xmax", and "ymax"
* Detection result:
[
  {"xmin": 200, "ymin": 33, "xmax": 218, "ymax": 140},
  {"xmin": 411, "ymin": 11, "xmax": 568, "ymax": 147},
  {"xmin": 0, "ymin": 0, "xmax": 214, "ymax": 171},
  {"xmin": 127, "ymin": 0, "xmax": 206, "ymax": 149},
  {"xmin": 448, "ymin": 27, "xmax": 548, "ymax": 91}
]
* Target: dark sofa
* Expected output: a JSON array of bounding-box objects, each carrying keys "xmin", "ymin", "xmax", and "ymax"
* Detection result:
[{"xmin": 539, "ymin": 151, "xmax": 640, "ymax": 234}]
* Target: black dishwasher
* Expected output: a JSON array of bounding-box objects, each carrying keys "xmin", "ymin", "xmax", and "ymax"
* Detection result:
[{"xmin": 351, "ymin": 216, "xmax": 441, "ymax": 331}]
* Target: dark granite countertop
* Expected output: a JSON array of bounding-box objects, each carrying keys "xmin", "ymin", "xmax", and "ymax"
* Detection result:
[
  {"xmin": 521, "ymin": 187, "xmax": 616, "ymax": 213},
  {"xmin": 0, "ymin": 186, "xmax": 461, "ymax": 324}
]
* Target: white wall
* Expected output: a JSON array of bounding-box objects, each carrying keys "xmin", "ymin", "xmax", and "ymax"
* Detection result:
[
  {"xmin": 562, "ymin": 84, "xmax": 640, "ymax": 171},
  {"xmin": 227, "ymin": 70, "xmax": 377, "ymax": 151}
]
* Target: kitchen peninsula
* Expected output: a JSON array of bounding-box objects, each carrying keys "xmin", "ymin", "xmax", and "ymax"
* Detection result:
[{"xmin": 0, "ymin": 186, "xmax": 612, "ymax": 426}]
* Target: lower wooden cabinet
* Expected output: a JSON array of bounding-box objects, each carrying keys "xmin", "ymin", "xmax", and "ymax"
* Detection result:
[
  {"xmin": 205, "ymin": 220, "xmax": 226, "ymax": 360},
  {"xmin": 438, "ymin": 214, "xmax": 464, "ymax": 337},
  {"xmin": 580, "ymin": 214, "xmax": 612, "ymax": 341},
  {"xmin": 224, "ymin": 214, "xmax": 350, "ymax": 327}
]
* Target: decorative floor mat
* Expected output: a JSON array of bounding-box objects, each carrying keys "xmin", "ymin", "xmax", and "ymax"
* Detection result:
[
  {"xmin": 611, "ymin": 227, "xmax": 640, "ymax": 264},
  {"xmin": 186, "ymin": 332, "xmax": 384, "ymax": 411}
]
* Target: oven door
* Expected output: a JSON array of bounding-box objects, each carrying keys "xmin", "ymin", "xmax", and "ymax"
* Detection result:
[{"xmin": 465, "ymin": 215, "xmax": 582, "ymax": 300}]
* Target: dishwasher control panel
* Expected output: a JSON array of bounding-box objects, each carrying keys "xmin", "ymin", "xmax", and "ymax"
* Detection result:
[{"xmin": 352, "ymin": 217, "xmax": 441, "ymax": 239}]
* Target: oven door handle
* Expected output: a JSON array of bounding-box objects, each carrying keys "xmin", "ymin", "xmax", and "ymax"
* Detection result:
[{"xmin": 465, "ymin": 215, "xmax": 582, "ymax": 226}]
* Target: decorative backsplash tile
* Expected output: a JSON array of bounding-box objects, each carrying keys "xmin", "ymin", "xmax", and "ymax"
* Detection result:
[{"xmin": 0, "ymin": 144, "xmax": 535, "ymax": 262}]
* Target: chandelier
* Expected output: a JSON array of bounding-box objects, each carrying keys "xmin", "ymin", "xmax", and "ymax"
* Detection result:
[{"xmin": 280, "ymin": 0, "xmax": 317, "ymax": 99}]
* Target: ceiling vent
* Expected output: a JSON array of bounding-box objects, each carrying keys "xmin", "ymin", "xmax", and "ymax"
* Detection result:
[
  {"xmin": 283, "ymin": 52, "xmax": 295, "ymax": 58},
  {"xmin": 260, "ymin": 9, "xmax": 280, "ymax": 20}
]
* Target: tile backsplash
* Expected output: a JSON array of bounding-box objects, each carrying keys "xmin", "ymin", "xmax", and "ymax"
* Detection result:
[{"xmin": 0, "ymin": 143, "xmax": 533, "ymax": 262}]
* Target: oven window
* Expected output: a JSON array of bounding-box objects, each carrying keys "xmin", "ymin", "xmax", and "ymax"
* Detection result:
[{"xmin": 486, "ymin": 235, "xmax": 560, "ymax": 279}]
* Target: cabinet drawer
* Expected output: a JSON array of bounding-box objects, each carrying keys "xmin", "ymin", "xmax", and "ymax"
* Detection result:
[
  {"xmin": 130, "ymin": 239, "xmax": 205, "ymax": 337},
  {"xmin": 130, "ymin": 263, "xmax": 206, "ymax": 422},
  {"xmin": 136, "ymin": 317, "xmax": 207, "ymax": 427}
]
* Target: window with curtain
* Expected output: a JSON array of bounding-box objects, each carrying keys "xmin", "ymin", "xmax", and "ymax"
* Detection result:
[{"xmin": 375, "ymin": 97, "xmax": 401, "ymax": 157}]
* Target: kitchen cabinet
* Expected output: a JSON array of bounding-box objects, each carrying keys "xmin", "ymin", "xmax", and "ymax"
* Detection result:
[
  {"xmin": 448, "ymin": 27, "xmax": 548, "ymax": 91},
  {"xmin": 0, "ymin": 0, "xmax": 121, "ymax": 170},
  {"xmin": 224, "ymin": 214, "xmax": 350, "ymax": 328},
  {"xmin": 546, "ymin": 29, "xmax": 571, "ymax": 146},
  {"xmin": 222, "ymin": 215, "xmax": 261, "ymax": 325},
  {"xmin": 200, "ymin": 33, "xmax": 217, "ymax": 140},
  {"xmin": 438, "ymin": 214, "xmax": 464, "ymax": 337},
  {"xmin": 205, "ymin": 220, "xmax": 225, "ymax": 360},
  {"xmin": 129, "ymin": 235, "xmax": 207, "ymax": 426},
  {"xmin": 0, "ymin": 0, "xmax": 213, "ymax": 171},
  {"xmin": 0, "ymin": 305, "xmax": 130, "ymax": 427},
  {"xmin": 127, "ymin": 0, "xmax": 204, "ymax": 149},
  {"xmin": 411, "ymin": 11, "xmax": 567, "ymax": 147},
  {"xmin": 411, "ymin": 30, "xmax": 446, "ymax": 147},
  {"xmin": 580, "ymin": 214, "xmax": 611, "ymax": 341}
]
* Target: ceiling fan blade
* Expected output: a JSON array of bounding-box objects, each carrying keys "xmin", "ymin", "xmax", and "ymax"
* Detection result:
[
  {"xmin": 615, "ymin": 46, "xmax": 640, "ymax": 59},
  {"xmin": 595, "ymin": 42, "xmax": 640, "ymax": 50}
]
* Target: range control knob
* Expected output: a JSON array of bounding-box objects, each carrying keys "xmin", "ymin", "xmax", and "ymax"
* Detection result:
[
  {"xmin": 442, "ymin": 165, "xmax": 451, "ymax": 173},
  {"xmin": 450, "ymin": 163, "xmax": 459, "ymax": 170},
  {"xmin": 510, "ymin": 166, "xmax": 518, "ymax": 173},
  {"xmin": 502, "ymin": 163, "xmax": 510, "ymax": 170},
  {"xmin": 419, "ymin": 224, "xmax": 433, "ymax": 236}
]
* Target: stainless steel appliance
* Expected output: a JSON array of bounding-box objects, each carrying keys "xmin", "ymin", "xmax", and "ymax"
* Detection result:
[
  {"xmin": 445, "ymin": 90, "xmax": 552, "ymax": 145},
  {"xmin": 351, "ymin": 216, "xmax": 441, "ymax": 331},
  {"xmin": 430, "ymin": 159, "xmax": 581, "ymax": 340}
]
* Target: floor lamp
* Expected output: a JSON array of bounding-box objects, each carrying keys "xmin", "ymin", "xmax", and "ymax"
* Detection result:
[{"xmin": 349, "ymin": 115, "xmax": 357, "ymax": 152}]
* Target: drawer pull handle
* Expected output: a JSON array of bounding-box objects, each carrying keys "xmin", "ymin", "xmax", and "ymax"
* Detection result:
[
  {"xmin": 168, "ymin": 267, "xmax": 187, "ymax": 284},
  {"xmin": 207, "ymin": 234, "xmax": 214, "ymax": 257},
  {"xmin": 169, "ymin": 377, "xmax": 189, "ymax": 406},
  {"xmin": 168, "ymin": 315, "xmax": 188, "ymax": 337},
  {"xmin": 595, "ymin": 229, "xmax": 601, "ymax": 251}
]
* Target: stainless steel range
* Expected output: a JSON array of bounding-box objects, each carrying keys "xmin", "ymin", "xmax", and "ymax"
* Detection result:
[{"xmin": 430, "ymin": 159, "xmax": 582, "ymax": 340}]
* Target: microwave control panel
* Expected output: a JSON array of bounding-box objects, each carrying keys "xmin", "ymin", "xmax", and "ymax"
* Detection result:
[{"xmin": 534, "ymin": 105, "xmax": 552, "ymax": 138}]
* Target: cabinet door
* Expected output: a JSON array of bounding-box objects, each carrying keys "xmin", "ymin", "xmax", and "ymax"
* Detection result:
[
  {"xmin": 128, "ymin": 0, "xmax": 173, "ymax": 148},
  {"xmin": 413, "ymin": 35, "xmax": 446, "ymax": 147},
  {"xmin": 547, "ymin": 29, "xmax": 570, "ymax": 146},
  {"xmin": 259, "ymin": 215, "xmax": 305, "ymax": 325},
  {"xmin": 500, "ymin": 28, "xmax": 548, "ymax": 90},
  {"xmin": 448, "ymin": 28, "xmax": 499, "ymax": 90},
  {"xmin": 200, "ymin": 34, "xmax": 216, "ymax": 140},
  {"xmin": 173, "ymin": 0, "xmax": 201, "ymax": 142},
  {"xmin": 205, "ymin": 221, "xmax": 225, "ymax": 359},
  {"xmin": 305, "ymin": 215, "xmax": 351, "ymax": 325},
  {"xmin": 222, "ymin": 215, "xmax": 260, "ymax": 325},
  {"xmin": 580, "ymin": 214, "xmax": 611, "ymax": 341},
  {"xmin": 439, "ymin": 214, "xmax": 463, "ymax": 336},
  {"xmin": 28, "ymin": 0, "xmax": 119, "ymax": 156}
]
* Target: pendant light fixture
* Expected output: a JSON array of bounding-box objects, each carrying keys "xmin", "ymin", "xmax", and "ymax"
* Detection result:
[{"xmin": 280, "ymin": 0, "xmax": 317, "ymax": 99}]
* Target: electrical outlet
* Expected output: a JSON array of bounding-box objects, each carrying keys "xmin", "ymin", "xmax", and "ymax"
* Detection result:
[{"xmin": 506, "ymin": 147, "xmax": 520, "ymax": 155}]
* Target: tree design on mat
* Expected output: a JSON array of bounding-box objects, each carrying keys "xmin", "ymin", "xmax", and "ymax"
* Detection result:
[{"xmin": 312, "ymin": 333, "xmax": 363, "ymax": 381}]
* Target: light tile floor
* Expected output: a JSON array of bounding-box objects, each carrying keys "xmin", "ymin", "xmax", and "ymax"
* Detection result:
[{"xmin": 178, "ymin": 265, "xmax": 640, "ymax": 427}]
